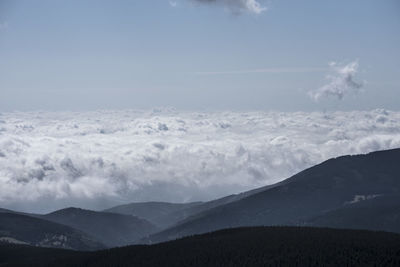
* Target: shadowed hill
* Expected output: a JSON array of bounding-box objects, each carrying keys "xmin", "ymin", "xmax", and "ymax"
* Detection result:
[
  {"xmin": 105, "ymin": 185, "xmax": 271, "ymax": 229},
  {"xmin": 144, "ymin": 148, "xmax": 400, "ymax": 243},
  {"xmin": 42, "ymin": 208, "xmax": 158, "ymax": 247},
  {"xmin": 307, "ymin": 194, "xmax": 400, "ymax": 232},
  {"xmin": 103, "ymin": 201, "xmax": 202, "ymax": 228},
  {"xmin": 0, "ymin": 212, "xmax": 104, "ymax": 250}
]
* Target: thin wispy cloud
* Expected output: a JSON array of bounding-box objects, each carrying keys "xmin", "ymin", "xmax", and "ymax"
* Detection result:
[
  {"xmin": 169, "ymin": 1, "xmax": 178, "ymax": 7},
  {"xmin": 192, "ymin": 0, "xmax": 267, "ymax": 14},
  {"xmin": 193, "ymin": 67, "xmax": 327, "ymax": 75}
]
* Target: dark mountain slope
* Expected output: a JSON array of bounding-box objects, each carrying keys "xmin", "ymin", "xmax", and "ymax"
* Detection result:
[
  {"xmin": 104, "ymin": 201, "xmax": 202, "ymax": 228},
  {"xmin": 308, "ymin": 194, "xmax": 400, "ymax": 232},
  {"xmin": 145, "ymin": 148, "xmax": 400, "ymax": 243},
  {"xmin": 1, "ymin": 227, "xmax": 400, "ymax": 267},
  {"xmin": 105, "ymin": 185, "xmax": 271, "ymax": 229},
  {"xmin": 0, "ymin": 208, "xmax": 20, "ymax": 214},
  {"xmin": 0, "ymin": 208, "xmax": 38, "ymax": 217},
  {"xmin": 0, "ymin": 212, "xmax": 104, "ymax": 250},
  {"xmin": 42, "ymin": 208, "xmax": 158, "ymax": 247},
  {"xmin": 160, "ymin": 183, "xmax": 279, "ymax": 228}
]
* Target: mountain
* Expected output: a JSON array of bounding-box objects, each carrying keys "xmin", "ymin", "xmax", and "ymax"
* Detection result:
[
  {"xmin": 105, "ymin": 186, "xmax": 270, "ymax": 229},
  {"xmin": 144, "ymin": 148, "xmax": 400, "ymax": 243},
  {"xmin": 0, "ymin": 207, "xmax": 159, "ymax": 247},
  {"xmin": 0, "ymin": 212, "xmax": 104, "ymax": 250},
  {"xmin": 0, "ymin": 208, "xmax": 20, "ymax": 214},
  {"xmin": 2, "ymin": 148, "xmax": 399, "ymax": 250},
  {"xmin": 1, "ymin": 227, "xmax": 400, "ymax": 267},
  {"xmin": 307, "ymin": 194, "xmax": 400, "ymax": 232},
  {"xmin": 0, "ymin": 208, "xmax": 37, "ymax": 217},
  {"xmin": 104, "ymin": 201, "xmax": 203, "ymax": 228},
  {"xmin": 160, "ymin": 183, "xmax": 282, "ymax": 227},
  {"xmin": 42, "ymin": 208, "xmax": 158, "ymax": 247}
]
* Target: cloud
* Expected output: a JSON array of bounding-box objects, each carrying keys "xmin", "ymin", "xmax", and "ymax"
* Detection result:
[
  {"xmin": 309, "ymin": 60, "xmax": 364, "ymax": 101},
  {"xmin": 192, "ymin": 0, "xmax": 267, "ymax": 14},
  {"xmin": 169, "ymin": 1, "xmax": 178, "ymax": 7},
  {"xmin": 0, "ymin": 109, "xmax": 399, "ymax": 213}
]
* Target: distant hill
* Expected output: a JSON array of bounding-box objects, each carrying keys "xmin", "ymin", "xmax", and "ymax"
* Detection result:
[
  {"xmin": 0, "ymin": 212, "xmax": 104, "ymax": 250},
  {"xmin": 104, "ymin": 201, "xmax": 202, "ymax": 228},
  {"xmin": 1, "ymin": 227, "xmax": 400, "ymax": 267},
  {"xmin": 160, "ymin": 183, "xmax": 282, "ymax": 227},
  {"xmin": 42, "ymin": 208, "xmax": 158, "ymax": 247},
  {"xmin": 0, "ymin": 208, "xmax": 37, "ymax": 217},
  {"xmin": 104, "ymin": 185, "xmax": 270, "ymax": 229},
  {"xmin": 0, "ymin": 208, "xmax": 21, "ymax": 214},
  {"xmin": 144, "ymin": 148, "xmax": 400, "ymax": 243}
]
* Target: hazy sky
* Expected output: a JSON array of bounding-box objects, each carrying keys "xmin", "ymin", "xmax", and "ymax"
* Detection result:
[{"xmin": 0, "ymin": 0, "xmax": 399, "ymax": 111}]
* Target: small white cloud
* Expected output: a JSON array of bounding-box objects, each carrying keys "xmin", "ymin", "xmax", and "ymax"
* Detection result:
[
  {"xmin": 309, "ymin": 60, "xmax": 364, "ymax": 101},
  {"xmin": 242, "ymin": 0, "xmax": 266, "ymax": 14}
]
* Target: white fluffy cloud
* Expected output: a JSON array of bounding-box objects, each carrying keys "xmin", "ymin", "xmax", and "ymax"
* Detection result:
[
  {"xmin": 309, "ymin": 61, "xmax": 363, "ymax": 100},
  {"xmin": 0, "ymin": 109, "xmax": 399, "ymax": 213},
  {"xmin": 193, "ymin": 0, "xmax": 267, "ymax": 14}
]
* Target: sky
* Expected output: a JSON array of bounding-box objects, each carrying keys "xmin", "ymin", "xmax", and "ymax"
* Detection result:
[{"xmin": 0, "ymin": 0, "xmax": 399, "ymax": 111}]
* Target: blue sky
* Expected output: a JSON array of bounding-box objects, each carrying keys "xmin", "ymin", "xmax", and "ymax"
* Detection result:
[{"xmin": 0, "ymin": 0, "xmax": 399, "ymax": 111}]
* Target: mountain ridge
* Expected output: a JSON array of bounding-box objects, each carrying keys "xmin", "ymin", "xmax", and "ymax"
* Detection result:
[
  {"xmin": 0, "ymin": 212, "xmax": 104, "ymax": 250},
  {"xmin": 143, "ymin": 148, "xmax": 400, "ymax": 243},
  {"xmin": 42, "ymin": 207, "xmax": 158, "ymax": 247}
]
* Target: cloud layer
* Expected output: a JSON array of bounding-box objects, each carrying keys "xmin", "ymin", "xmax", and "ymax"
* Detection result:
[
  {"xmin": 0, "ymin": 109, "xmax": 399, "ymax": 213},
  {"xmin": 193, "ymin": 0, "xmax": 267, "ymax": 14},
  {"xmin": 309, "ymin": 61, "xmax": 363, "ymax": 100}
]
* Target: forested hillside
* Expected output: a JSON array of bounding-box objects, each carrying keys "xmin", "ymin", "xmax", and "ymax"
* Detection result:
[{"xmin": 1, "ymin": 227, "xmax": 400, "ymax": 267}]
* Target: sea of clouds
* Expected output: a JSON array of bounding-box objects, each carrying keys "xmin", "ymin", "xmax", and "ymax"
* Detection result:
[{"xmin": 0, "ymin": 109, "xmax": 399, "ymax": 213}]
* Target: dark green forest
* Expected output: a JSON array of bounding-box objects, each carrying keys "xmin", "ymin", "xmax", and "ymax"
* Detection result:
[{"xmin": 1, "ymin": 227, "xmax": 400, "ymax": 267}]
